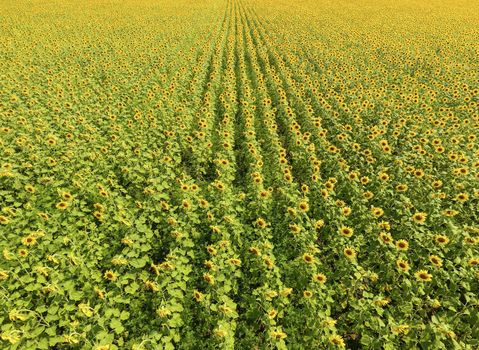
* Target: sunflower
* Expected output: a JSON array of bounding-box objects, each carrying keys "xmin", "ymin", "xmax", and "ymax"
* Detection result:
[
  {"xmin": 322, "ymin": 317, "xmax": 337, "ymax": 328},
  {"xmin": 139, "ymin": 279, "xmax": 158, "ymax": 292},
  {"xmin": 468, "ymin": 258, "xmax": 478, "ymax": 266},
  {"xmin": 343, "ymin": 247, "xmax": 356, "ymax": 259},
  {"xmin": 329, "ymin": 335, "xmax": 345, "ymax": 347},
  {"xmin": 442, "ymin": 209, "xmax": 459, "ymax": 217},
  {"xmin": 263, "ymin": 256, "xmax": 274, "ymax": 269},
  {"xmin": 313, "ymin": 273, "xmax": 327, "ymax": 284},
  {"xmin": 378, "ymin": 172, "xmax": 390, "ymax": 181},
  {"xmin": 256, "ymin": 218, "xmax": 267, "ymax": 229},
  {"xmin": 289, "ymin": 223, "xmax": 301, "ymax": 234},
  {"xmin": 18, "ymin": 249, "xmax": 28, "ymax": 258},
  {"xmin": 415, "ymin": 270, "xmax": 432, "ymax": 282},
  {"xmin": 181, "ymin": 199, "xmax": 191, "ymax": 210},
  {"xmin": 391, "ymin": 324, "xmax": 410, "ymax": 335},
  {"xmin": 160, "ymin": 201, "xmax": 170, "ymax": 210},
  {"xmin": 378, "ymin": 221, "xmax": 391, "ymax": 231},
  {"xmin": 228, "ymin": 258, "xmax": 241, "ymax": 266},
  {"xmin": 259, "ymin": 190, "xmax": 270, "ymax": 199},
  {"xmin": 22, "ymin": 235, "xmax": 37, "ymax": 246},
  {"xmin": 111, "ymin": 256, "xmax": 128, "ymax": 265},
  {"xmin": 396, "ymin": 259, "xmax": 410, "ymax": 272},
  {"xmin": 464, "ymin": 237, "xmax": 476, "ymax": 245},
  {"xmin": 25, "ymin": 184, "xmax": 35, "ymax": 193},
  {"xmin": 363, "ymin": 191, "xmax": 374, "ymax": 200},
  {"xmin": 434, "ymin": 235, "xmax": 450, "ymax": 245},
  {"xmin": 0, "ymin": 270, "xmax": 9, "ymax": 280},
  {"xmin": 249, "ymin": 246, "xmax": 261, "ymax": 256},
  {"xmin": 315, "ymin": 220, "xmax": 325, "ymax": 230},
  {"xmin": 104, "ymin": 270, "xmax": 117, "ymax": 281},
  {"xmin": 414, "ymin": 169, "xmax": 425, "ymax": 178},
  {"xmin": 429, "ymin": 255, "xmax": 443, "ymax": 267},
  {"xmin": 193, "ymin": 290, "xmax": 203, "ymax": 302},
  {"xmin": 412, "ymin": 212, "xmax": 427, "ymax": 224},
  {"xmin": 302, "ymin": 253, "xmax": 315, "ymax": 264},
  {"xmin": 360, "ymin": 176, "xmax": 369, "ymax": 184},
  {"xmin": 303, "ymin": 290, "xmax": 313, "ymax": 298},
  {"xmin": 61, "ymin": 191, "xmax": 73, "ymax": 200},
  {"xmin": 339, "ymin": 226, "xmax": 353, "ymax": 237},
  {"xmin": 455, "ymin": 192, "xmax": 469, "ymax": 203},
  {"xmin": 156, "ymin": 307, "xmax": 171, "ymax": 318},
  {"xmin": 270, "ymin": 330, "xmax": 287, "ymax": 340},
  {"xmin": 268, "ymin": 309, "xmax": 278, "ymax": 319},
  {"xmin": 46, "ymin": 137, "xmax": 56, "ymax": 146},
  {"xmin": 342, "ymin": 207, "xmax": 352, "ymax": 216},
  {"xmin": 56, "ymin": 201, "xmax": 69, "ymax": 210},
  {"xmin": 432, "ymin": 180, "xmax": 443, "ymax": 189},
  {"xmin": 298, "ymin": 200, "xmax": 309, "ymax": 212},
  {"xmin": 199, "ymin": 199, "xmax": 209, "ymax": 208},
  {"xmin": 203, "ymin": 273, "xmax": 215, "ymax": 285},
  {"xmin": 371, "ymin": 207, "xmax": 384, "ymax": 217},
  {"xmin": 94, "ymin": 203, "xmax": 105, "ymax": 212},
  {"xmin": 280, "ymin": 287, "xmax": 293, "ymax": 297},
  {"xmin": 379, "ymin": 232, "xmax": 393, "ymax": 244},
  {"xmin": 375, "ymin": 298, "xmax": 390, "ymax": 307},
  {"xmin": 0, "ymin": 216, "xmax": 9, "ymax": 225},
  {"xmin": 121, "ymin": 237, "xmax": 133, "ymax": 246},
  {"xmin": 395, "ymin": 239, "xmax": 409, "ymax": 250}
]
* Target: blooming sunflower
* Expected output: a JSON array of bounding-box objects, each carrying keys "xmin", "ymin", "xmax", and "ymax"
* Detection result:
[
  {"xmin": 339, "ymin": 226, "xmax": 353, "ymax": 238},
  {"xmin": 395, "ymin": 239, "xmax": 409, "ymax": 250},
  {"xmin": 0, "ymin": 216, "xmax": 9, "ymax": 225},
  {"xmin": 298, "ymin": 200, "xmax": 309, "ymax": 212},
  {"xmin": 396, "ymin": 259, "xmax": 410, "ymax": 272},
  {"xmin": 412, "ymin": 212, "xmax": 427, "ymax": 224},
  {"xmin": 329, "ymin": 335, "xmax": 345, "ymax": 347},
  {"xmin": 415, "ymin": 270, "xmax": 432, "ymax": 282},
  {"xmin": 468, "ymin": 258, "xmax": 478, "ymax": 267},
  {"xmin": 104, "ymin": 270, "xmax": 117, "ymax": 281},
  {"xmin": 343, "ymin": 247, "xmax": 356, "ymax": 259},
  {"xmin": 22, "ymin": 235, "xmax": 37, "ymax": 246},
  {"xmin": 429, "ymin": 255, "xmax": 443, "ymax": 268},
  {"xmin": 312, "ymin": 273, "xmax": 327, "ymax": 284},
  {"xmin": 56, "ymin": 201, "xmax": 69, "ymax": 210},
  {"xmin": 379, "ymin": 232, "xmax": 393, "ymax": 245},
  {"xmin": 455, "ymin": 192, "xmax": 469, "ymax": 203},
  {"xmin": 203, "ymin": 273, "xmax": 215, "ymax": 285},
  {"xmin": 434, "ymin": 234, "xmax": 450, "ymax": 245},
  {"xmin": 302, "ymin": 253, "xmax": 315, "ymax": 264}
]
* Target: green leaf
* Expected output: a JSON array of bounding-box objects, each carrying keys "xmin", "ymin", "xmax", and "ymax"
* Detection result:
[
  {"xmin": 125, "ymin": 282, "xmax": 140, "ymax": 294},
  {"xmin": 120, "ymin": 310, "xmax": 130, "ymax": 320},
  {"xmin": 110, "ymin": 318, "xmax": 124, "ymax": 334}
]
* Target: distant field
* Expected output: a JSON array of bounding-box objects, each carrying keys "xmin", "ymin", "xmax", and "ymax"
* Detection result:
[{"xmin": 0, "ymin": 0, "xmax": 478, "ymax": 348}]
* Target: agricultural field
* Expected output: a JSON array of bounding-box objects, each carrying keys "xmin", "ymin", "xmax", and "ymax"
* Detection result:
[{"xmin": 1, "ymin": 0, "xmax": 478, "ymax": 348}]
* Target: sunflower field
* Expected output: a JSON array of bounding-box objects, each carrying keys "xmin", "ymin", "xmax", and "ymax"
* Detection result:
[{"xmin": 1, "ymin": 0, "xmax": 478, "ymax": 348}]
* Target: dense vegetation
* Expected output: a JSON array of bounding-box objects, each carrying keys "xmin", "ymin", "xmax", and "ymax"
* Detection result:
[{"xmin": 1, "ymin": 0, "xmax": 478, "ymax": 348}]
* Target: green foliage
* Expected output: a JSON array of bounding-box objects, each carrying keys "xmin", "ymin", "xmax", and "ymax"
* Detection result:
[{"xmin": 1, "ymin": 0, "xmax": 478, "ymax": 348}]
